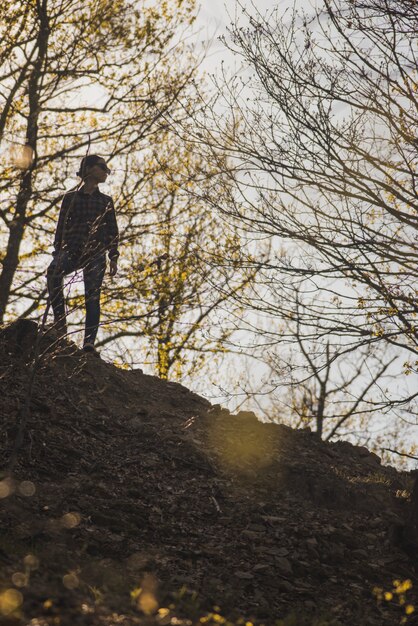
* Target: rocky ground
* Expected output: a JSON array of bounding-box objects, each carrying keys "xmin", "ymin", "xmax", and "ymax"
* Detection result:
[{"xmin": 1, "ymin": 319, "xmax": 418, "ymax": 626}]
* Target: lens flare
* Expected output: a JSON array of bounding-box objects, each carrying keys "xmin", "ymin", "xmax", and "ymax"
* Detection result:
[
  {"xmin": 11, "ymin": 572, "xmax": 28, "ymax": 588},
  {"xmin": 207, "ymin": 417, "xmax": 276, "ymax": 474},
  {"xmin": 9, "ymin": 144, "xmax": 34, "ymax": 170},
  {"xmin": 62, "ymin": 572, "xmax": 79, "ymax": 589},
  {"xmin": 131, "ymin": 574, "xmax": 159, "ymax": 615},
  {"xmin": 24, "ymin": 554, "xmax": 39, "ymax": 570},
  {"xmin": 18, "ymin": 481, "xmax": 36, "ymax": 497},
  {"xmin": 0, "ymin": 589, "xmax": 23, "ymax": 615},
  {"xmin": 61, "ymin": 512, "xmax": 81, "ymax": 529},
  {"xmin": 0, "ymin": 478, "xmax": 15, "ymax": 499}
]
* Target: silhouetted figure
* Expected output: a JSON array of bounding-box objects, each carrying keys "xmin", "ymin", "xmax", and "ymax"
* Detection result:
[{"xmin": 47, "ymin": 155, "xmax": 119, "ymax": 355}]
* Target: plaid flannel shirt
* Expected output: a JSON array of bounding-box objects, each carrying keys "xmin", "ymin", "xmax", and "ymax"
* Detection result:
[{"xmin": 54, "ymin": 188, "xmax": 119, "ymax": 263}]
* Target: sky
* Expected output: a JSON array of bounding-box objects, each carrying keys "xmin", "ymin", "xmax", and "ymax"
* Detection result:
[
  {"xmin": 193, "ymin": 0, "xmax": 279, "ymax": 70},
  {"xmin": 180, "ymin": 0, "xmax": 418, "ymax": 463},
  {"xmin": 196, "ymin": 0, "xmax": 289, "ymax": 34}
]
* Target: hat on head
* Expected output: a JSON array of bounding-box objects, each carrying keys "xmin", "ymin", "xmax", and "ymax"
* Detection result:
[{"xmin": 77, "ymin": 154, "xmax": 103, "ymax": 177}]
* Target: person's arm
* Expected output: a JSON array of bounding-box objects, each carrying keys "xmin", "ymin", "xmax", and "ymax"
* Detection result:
[
  {"xmin": 104, "ymin": 197, "xmax": 119, "ymax": 262},
  {"xmin": 53, "ymin": 194, "xmax": 71, "ymax": 256},
  {"xmin": 104, "ymin": 197, "xmax": 119, "ymax": 275}
]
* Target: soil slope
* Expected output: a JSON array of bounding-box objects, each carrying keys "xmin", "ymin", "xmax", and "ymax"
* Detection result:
[{"xmin": 1, "ymin": 319, "xmax": 417, "ymax": 626}]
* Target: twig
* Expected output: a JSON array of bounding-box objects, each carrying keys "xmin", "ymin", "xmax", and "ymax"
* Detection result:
[
  {"xmin": 381, "ymin": 447, "xmax": 418, "ymax": 461},
  {"xmin": 211, "ymin": 495, "xmax": 222, "ymax": 513}
]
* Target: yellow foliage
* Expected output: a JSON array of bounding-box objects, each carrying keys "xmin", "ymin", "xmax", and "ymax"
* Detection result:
[
  {"xmin": 374, "ymin": 579, "xmax": 415, "ymax": 622},
  {"xmin": 394, "ymin": 580, "xmax": 413, "ymax": 594}
]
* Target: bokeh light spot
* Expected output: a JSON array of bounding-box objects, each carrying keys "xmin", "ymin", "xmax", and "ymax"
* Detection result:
[
  {"xmin": 11, "ymin": 572, "xmax": 28, "ymax": 587},
  {"xmin": 24, "ymin": 554, "xmax": 39, "ymax": 570},
  {"xmin": 9, "ymin": 144, "xmax": 34, "ymax": 170},
  {"xmin": 0, "ymin": 478, "xmax": 15, "ymax": 499},
  {"xmin": 207, "ymin": 418, "xmax": 276, "ymax": 474},
  {"xmin": 139, "ymin": 591, "xmax": 159, "ymax": 615},
  {"xmin": 18, "ymin": 481, "xmax": 36, "ymax": 497},
  {"xmin": 132, "ymin": 574, "xmax": 159, "ymax": 615},
  {"xmin": 0, "ymin": 589, "xmax": 23, "ymax": 615},
  {"xmin": 61, "ymin": 512, "xmax": 81, "ymax": 529},
  {"xmin": 62, "ymin": 573, "xmax": 79, "ymax": 589}
]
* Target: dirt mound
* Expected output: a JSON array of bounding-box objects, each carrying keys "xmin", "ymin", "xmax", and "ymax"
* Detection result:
[{"xmin": 1, "ymin": 319, "xmax": 417, "ymax": 626}]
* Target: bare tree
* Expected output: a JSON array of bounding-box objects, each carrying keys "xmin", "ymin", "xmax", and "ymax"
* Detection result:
[
  {"xmin": 214, "ymin": 284, "xmax": 414, "ymax": 462},
  {"xmin": 184, "ymin": 0, "xmax": 417, "ymax": 417},
  {"xmin": 0, "ymin": 0, "xmax": 198, "ymax": 322}
]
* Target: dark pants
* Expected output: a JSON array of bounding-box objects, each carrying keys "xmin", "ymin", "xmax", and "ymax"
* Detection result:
[{"xmin": 47, "ymin": 251, "xmax": 106, "ymax": 346}]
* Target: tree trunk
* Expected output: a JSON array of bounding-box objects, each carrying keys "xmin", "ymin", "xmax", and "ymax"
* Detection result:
[
  {"xmin": 0, "ymin": 202, "xmax": 30, "ymax": 322},
  {"xmin": 0, "ymin": 2, "xmax": 49, "ymax": 323}
]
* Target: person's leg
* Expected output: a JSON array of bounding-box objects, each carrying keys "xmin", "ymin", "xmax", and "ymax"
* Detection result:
[
  {"xmin": 46, "ymin": 253, "xmax": 73, "ymax": 336},
  {"xmin": 83, "ymin": 255, "xmax": 106, "ymax": 348}
]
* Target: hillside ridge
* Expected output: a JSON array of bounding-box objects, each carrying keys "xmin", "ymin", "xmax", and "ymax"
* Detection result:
[{"xmin": 1, "ymin": 319, "xmax": 418, "ymax": 626}]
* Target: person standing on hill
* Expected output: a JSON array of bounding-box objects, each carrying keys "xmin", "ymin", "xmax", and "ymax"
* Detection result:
[{"xmin": 47, "ymin": 155, "xmax": 119, "ymax": 355}]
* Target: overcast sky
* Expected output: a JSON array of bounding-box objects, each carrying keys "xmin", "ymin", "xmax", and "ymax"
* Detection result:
[
  {"xmin": 193, "ymin": 0, "xmax": 277, "ymax": 70},
  {"xmin": 197, "ymin": 0, "xmax": 284, "ymax": 32},
  {"xmin": 192, "ymin": 0, "xmax": 298, "ymax": 76}
]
